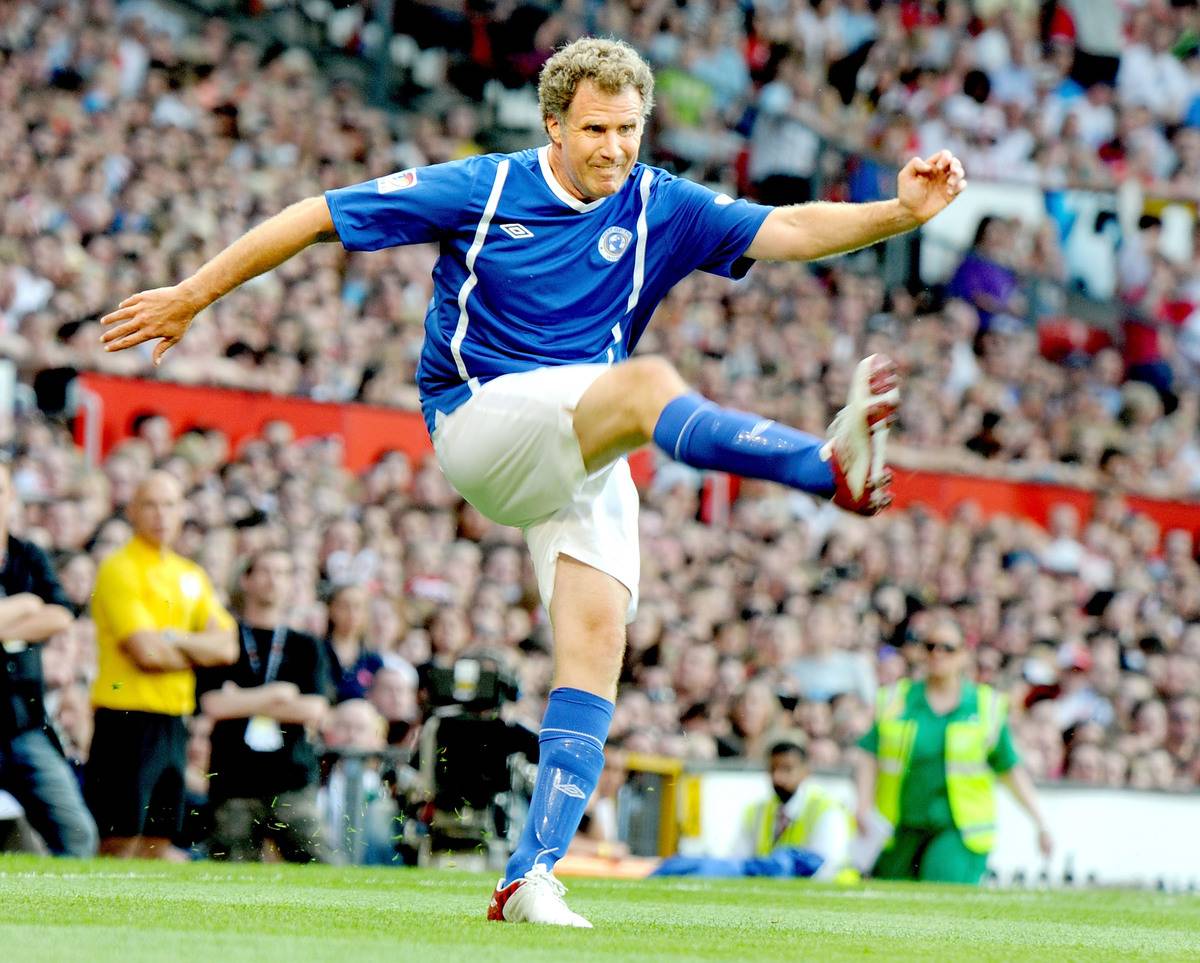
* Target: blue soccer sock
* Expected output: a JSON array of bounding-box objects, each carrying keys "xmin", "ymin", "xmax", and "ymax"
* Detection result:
[
  {"xmin": 504, "ymin": 687, "xmax": 613, "ymax": 886},
  {"xmin": 652, "ymin": 393, "xmax": 835, "ymax": 496}
]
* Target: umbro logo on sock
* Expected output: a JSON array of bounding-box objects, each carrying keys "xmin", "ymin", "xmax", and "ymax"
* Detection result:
[
  {"xmin": 551, "ymin": 770, "xmax": 588, "ymax": 799},
  {"xmin": 735, "ymin": 419, "xmax": 775, "ymax": 446},
  {"xmin": 553, "ymin": 782, "xmax": 587, "ymax": 799}
]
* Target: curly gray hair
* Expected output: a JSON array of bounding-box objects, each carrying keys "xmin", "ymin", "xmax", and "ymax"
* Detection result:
[{"xmin": 537, "ymin": 37, "xmax": 655, "ymax": 132}]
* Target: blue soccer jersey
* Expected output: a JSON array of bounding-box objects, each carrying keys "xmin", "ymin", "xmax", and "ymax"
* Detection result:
[{"xmin": 324, "ymin": 146, "xmax": 772, "ymax": 433}]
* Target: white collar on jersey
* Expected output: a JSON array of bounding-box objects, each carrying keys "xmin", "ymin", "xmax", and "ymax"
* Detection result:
[{"xmin": 537, "ymin": 144, "xmax": 610, "ymax": 213}]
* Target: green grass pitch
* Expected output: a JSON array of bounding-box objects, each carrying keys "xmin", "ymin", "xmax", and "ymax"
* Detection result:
[{"xmin": 1, "ymin": 855, "xmax": 1196, "ymax": 962}]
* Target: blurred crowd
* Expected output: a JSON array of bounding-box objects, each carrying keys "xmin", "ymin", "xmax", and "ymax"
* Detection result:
[
  {"xmin": 6, "ymin": 401, "xmax": 1200, "ymax": 818},
  {"xmin": 1, "ymin": 0, "xmax": 1199, "ymax": 861},
  {"xmin": 3, "ymin": 1, "xmax": 1200, "ymax": 497}
]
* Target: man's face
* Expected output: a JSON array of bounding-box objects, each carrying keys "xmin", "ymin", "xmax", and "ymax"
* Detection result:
[
  {"xmin": 368, "ymin": 668, "xmax": 418, "ymax": 722},
  {"xmin": 546, "ymin": 80, "xmax": 644, "ymax": 202},
  {"xmin": 243, "ymin": 552, "xmax": 294, "ymax": 610},
  {"xmin": 769, "ymin": 749, "xmax": 806, "ymax": 802},
  {"xmin": 329, "ymin": 702, "xmax": 384, "ymax": 751},
  {"xmin": 923, "ymin": 625, "xmax": 966, "ymax": 676},
  {"xmin": 128, "ymin": 474, "xmax": 184, "ymax": 549}
]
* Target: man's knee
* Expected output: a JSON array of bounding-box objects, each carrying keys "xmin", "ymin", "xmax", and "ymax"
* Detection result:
[
  {"xmin": 624, "ymin": 354, "xmax": 683, "ymax": 388},
  {"xmin": 551, "ymin": 558, "xmax": 629, "ymax": 633},
  {"xmin": 621, "ymin": 356, "xmax": 687, "ymax": 422},
  {"xmin": 592, "ymin": 355, "xmax": 687, "ymax": 427}
]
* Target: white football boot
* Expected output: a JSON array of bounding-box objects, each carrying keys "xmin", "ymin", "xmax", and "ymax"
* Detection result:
[
  {"xmin": 486, "ymin": 865, "xmax": 593, "ymax": 928},
  {"xmin": 820, "ymin": 353, "xmax": 900, "ymax": 515}
]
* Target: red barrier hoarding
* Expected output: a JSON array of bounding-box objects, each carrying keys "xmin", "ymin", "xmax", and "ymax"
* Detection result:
[
  {"xmin": 77, "ymin": 373, "xmax": 435, "ymax": 471},
  {"xmin": 77, "ymin": 374, "xmax": 1200, "ymax": 538}
]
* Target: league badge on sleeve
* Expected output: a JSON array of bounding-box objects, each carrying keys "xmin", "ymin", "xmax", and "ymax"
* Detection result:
[
  {"xmin": 377, "ymin": 169, "xmax": 418, "ymax": 193},
  {"xmin": 598, "ymin": 226, "xmax": 633, "ymax": 263}
]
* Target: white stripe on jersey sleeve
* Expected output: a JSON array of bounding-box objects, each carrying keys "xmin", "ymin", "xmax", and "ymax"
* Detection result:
[
  {"xmin": 624, "ymin": 168, "xmax": 654, "ymax": 315},
  {"xmin": 451, "ymin": 159, "xmax": 511, "ymax": 388}
]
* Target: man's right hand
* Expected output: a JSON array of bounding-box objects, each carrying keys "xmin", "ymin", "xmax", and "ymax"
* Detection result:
[{"xmin": 100, "ymin": 283, "xmax": 202, "ymax": 365}]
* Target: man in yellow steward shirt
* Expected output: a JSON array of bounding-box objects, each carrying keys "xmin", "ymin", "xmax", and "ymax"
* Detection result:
[{"xmin": 87, "ymin": 471, "xmax": 237, "ymax": 858}]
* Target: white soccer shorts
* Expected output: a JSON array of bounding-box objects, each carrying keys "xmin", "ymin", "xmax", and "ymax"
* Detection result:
[{"xmin": 431, "ymin": 364, "xmax": 640, "ymax": 621}]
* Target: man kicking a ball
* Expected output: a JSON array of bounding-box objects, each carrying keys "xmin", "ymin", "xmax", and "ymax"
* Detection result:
[{"xmin": 101, "ymin": 38, "xmax": 965, "ymax": 927}]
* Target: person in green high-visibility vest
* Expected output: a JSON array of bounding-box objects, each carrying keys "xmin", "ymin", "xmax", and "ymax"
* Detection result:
[{"xmin": 854, "ymin": 618, "xmax": 1053, "ymax": 883}]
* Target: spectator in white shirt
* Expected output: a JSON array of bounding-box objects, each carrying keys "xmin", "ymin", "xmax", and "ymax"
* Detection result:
[{"xmin": 789, "ymin": 601, "xmax": 876, "ymax": 705}]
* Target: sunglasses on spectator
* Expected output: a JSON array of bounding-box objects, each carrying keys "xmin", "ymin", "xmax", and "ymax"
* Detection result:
[{"xmin": 924, "ymin": 641, "xmax": 961, "ymax": 654}]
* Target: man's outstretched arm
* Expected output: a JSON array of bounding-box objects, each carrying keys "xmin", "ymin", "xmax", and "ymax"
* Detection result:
[
  {"xmin": 100, "ymin": 195, "xmax": 338, "ymax": 363},
  {"xmin": 745, "ymin": 150, "xmax": 966, "ymax": 263}
]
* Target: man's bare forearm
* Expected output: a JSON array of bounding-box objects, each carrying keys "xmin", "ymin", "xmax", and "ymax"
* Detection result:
[
  {"xmin": 200, "ymin": 685, "xmax": 327, "ymax": 725},
  {"xmin": 200, "ymin": 684, "xmax": 287, "ymax": 721},
  {"xmin": 0, "ymin": 594, "xmax": 42, "ymax": 633},
  {"xmin": 272, "ymin": 695, "xmax": 329, "ymax": 726},
  {"xmin": 122, "ymin": 633, "xmax": 193, "ymax": 672},
  {"xmin": 179, "ymin": 196, "xmax": 338, "ymax": 312},
  {"xmin": 747, "ymin": 199, "xmax": 922, "ymax": 263},
  {"xmin": 758, "ymin": 198, "xmax": 916, "ymax": 262},
  {"xmin": 174, "ymin": 627, "xmax": 238, "ymax": 667},
  {"xmin": 2, "ymin": 605, "xmax": 72, "ymax": 643}
]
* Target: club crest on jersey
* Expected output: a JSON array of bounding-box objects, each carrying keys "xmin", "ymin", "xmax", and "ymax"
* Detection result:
[
  {"xmin": 598, "ymin": 226, "xmax": 633, "ymax": 263},
  {"xmin": 376, "ymin": 169, "xmax": 417, "ymax": 193}
]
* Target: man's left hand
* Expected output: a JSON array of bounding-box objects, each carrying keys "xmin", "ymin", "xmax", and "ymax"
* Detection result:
[{"xmin": 897, "ymin": 150, "xmax": 967, "ymax": 224}]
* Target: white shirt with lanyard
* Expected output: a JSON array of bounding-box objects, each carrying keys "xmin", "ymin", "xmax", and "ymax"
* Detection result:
[{"xmin": 242, "ymin": 624, "xmax": 288, "ymax": 753}]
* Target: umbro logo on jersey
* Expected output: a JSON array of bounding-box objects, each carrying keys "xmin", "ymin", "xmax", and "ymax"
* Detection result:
[
  {"xmin": 499, "ymin": 223, "xmax": 534, "ymax": 239},
  {"xmin": 376, "ymin": 169, "xmax": 417, "ymax": 193},
  {"xmin": 598, "ymin": 226, "xmax": 633, "ymax": 263}
]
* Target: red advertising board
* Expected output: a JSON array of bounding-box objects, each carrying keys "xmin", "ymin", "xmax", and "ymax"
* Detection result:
[{"xmin": 77, "ymin": 374, "xmax": 1200, "ymax": 538}]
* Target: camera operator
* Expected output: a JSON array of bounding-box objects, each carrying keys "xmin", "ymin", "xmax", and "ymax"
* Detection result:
[{"xmin": 415, "ymin": 645, "xmax": 537, "ymax": 857}]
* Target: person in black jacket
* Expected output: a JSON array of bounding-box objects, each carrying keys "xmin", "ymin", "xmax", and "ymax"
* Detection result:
[
  {"xmin": 0, "ymin": 460, "xmax": 97, "ymax": 857},
  {"xmin": 197, "ymin": 548, "xmax": 330, "ymax": 861}
]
